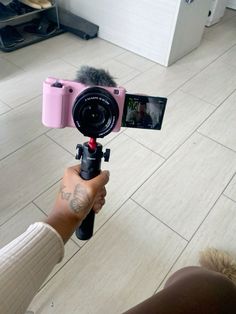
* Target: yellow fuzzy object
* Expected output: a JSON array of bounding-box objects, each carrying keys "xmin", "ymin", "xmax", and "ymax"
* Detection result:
[{"xmin": 199, "ymin": 248, "xmax": 236, "ymax": 285}]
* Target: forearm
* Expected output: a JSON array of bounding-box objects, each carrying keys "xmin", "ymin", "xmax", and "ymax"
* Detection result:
[
  {"xmin": 45, "ymin": 208, "xmax": 82, "ymax": 243},
  {"xmin": 0, "ymin": 222, "xmax": 64, "ymax": 314}
]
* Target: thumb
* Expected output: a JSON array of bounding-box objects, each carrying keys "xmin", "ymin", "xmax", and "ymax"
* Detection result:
[{"xmin": 90, "ymin": 170, "xmax": 110, "ymax": 190}]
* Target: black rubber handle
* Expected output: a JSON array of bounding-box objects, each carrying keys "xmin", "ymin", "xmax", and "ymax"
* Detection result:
[
  {"xmin": 75, "ymin": 210, "xmax": 95, "ymax": 240},
  {"xmin": 75, "ymin": 142, "xmax": 103, "ymax": 240}
]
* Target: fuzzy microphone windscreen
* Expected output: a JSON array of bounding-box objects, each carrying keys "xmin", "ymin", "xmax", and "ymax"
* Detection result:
[{"xmin": 76, "ymin": 66, "xmax": 117, "ymax": 87}]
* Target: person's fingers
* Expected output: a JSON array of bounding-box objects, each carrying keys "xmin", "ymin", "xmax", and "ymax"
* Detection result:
[
  {"xmin": 69, "ymin": 166, "xmax": 109, "ymax": 190},
  {"xmin": 101, "ymin": 187, "xmax": 107, "ymax": 197},
  {"xmin": 69, "ymin": 164, "xmax": 81, "ymax": 175},
  {"xmin": 96, "ymin": 187, "xmax": 107, "ymax": 199},
  {"xmin": 93, "ymin": 187, "xmax": 106, "ymax": 202},
  {"xmin": 93, "ymin": 198, "xmax": 105, "ymax": 208},
  {"xmin": 93, "ymin": 198, "xmax": 106, "ymax": 213},
  {"xmin": 90, "ymin": 170, "xmax": 110, "ymax": 190}
]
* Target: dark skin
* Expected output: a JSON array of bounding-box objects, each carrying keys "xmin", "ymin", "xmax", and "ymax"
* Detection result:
[
  {"xmin": 45, "ymin": 165, "xmax": 109, "ymax": 243},
  {"xmin": 44, "ymin": 165, "xmax": 236, "ymax": 314},
  {"xmin": 124, "ymin": 267, "xmax": 236, "ymax": 314}
]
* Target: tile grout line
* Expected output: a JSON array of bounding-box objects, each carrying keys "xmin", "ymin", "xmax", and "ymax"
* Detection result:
[
  {"xmin": 129, "ymin": 160, "xmax": 167, "ymax": 200},
  {"xmin": 0, "ymin": 108, "xmax": 12, "ymax": 116},
  {"xmin": 1, "ymin": 54, "xmax": 27, "ymax": 72},
  {"xmin": 155, "ymin": 170, "xmax": 236, "ymax": 291},
  {"xmin": 1, "ymin": 26, "xmax": 236, "ymax": 302},
  {"xmin": 32, "ymin": 201, "xmax": 81, "ymax": 248},
  {"xmin": 0, "ymin": 175, "xmax": 61, "ymax": 228},
  {"xmin": 32, "ymin": 200, "xmax": 51, "ymax": 217},
  {"xmin": 197, "ymin": 131, "xmax": 236, "ymax": 154},
  {"xmin": 61, "ymin": 47, "xmax": 127, "ymax": 71},
  {"xmin": 0, "ymin": 200, "xmax": 33, "ymax": 228},
  {"xmin": 123, "ymin": 132, "xmax": 166, "ymax": 159},
  {"xmin": 223, "ymin": 194, "xmax": 236, "ymax": 204},
  {"xmin": 45, "ymin": 133, "xmax": 75, "ymax": 157},
  {"xmin": 155, "ymin": 86, "xmax": 236, "ymax": 162},
  {"xmin": 121, "ymin": 85, "xmax": 236, "ymax": 167},
  {"xmin": 153, "ymin": 193, "xmax": 227, "ymax": 293},
  {"xmin": 31, "ymin": 178, "xmax": 62, "ymax": 205},
  {"xmin": 0, "ymin": 94, "xmax": 41, "ymax": 111},
  {"xmin": 153, "ymin": 241, "xmax": 190, "ymax": 294},
  {"xmin": 178, "ymin": 84, "xmax": 236, "ymax": 109},
  {"xmin": 102, "ymin": 128, "xmax": 126, "ymax": 147},
  {"xmin": 0, "ymin": 98, "xmax": 11, "ymax": 107},
  {"xmin": 39, "ymin": 245, "xmax": 81, "ymax": 291},
  {"xmin": 0, "ymin": 131, "xmax": 50, "ymax": 162},
  {"xmin": 37, "ymin": 197, "xmax": 136, "ymax": 290},
  {"xmin": 131, "ymin": 198, "xmax": 189, "ymax": 242},
  {"xmin": 126, "ymin": 130, "xmax": 198, "ymax": 203},
  {"xmin": 167, "ymin": 42, "xmax": 236, "ymax": 99},
  {"xmin": 33, "ymin": 91, "xmax": 236, "ymax": 292},
  {"xmin": 182, "ymin": 171, "xmax": 236, "ymax": 245}
]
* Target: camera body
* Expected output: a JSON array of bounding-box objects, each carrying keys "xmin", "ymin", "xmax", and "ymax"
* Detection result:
[{"xmin": 42, "ymin": 77, "xmax": 126, "ymax": 137}]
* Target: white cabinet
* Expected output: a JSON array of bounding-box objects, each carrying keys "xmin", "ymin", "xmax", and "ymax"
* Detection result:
[
  {"xmin": 206, "ymin": 0, "xmax": 227, "ymax": 26},
  {"xmin": 60, "ymin": 0, "xmax": 211, "ymax": 66},
  {"xmin": 227, "ymin": 0, "xmax": 236, "ymax": 9}
]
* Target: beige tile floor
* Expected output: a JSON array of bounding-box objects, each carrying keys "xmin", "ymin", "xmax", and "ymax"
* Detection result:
[{"xmin": 0, "ymin": 9, "xmax": 236, "ymax": 314}]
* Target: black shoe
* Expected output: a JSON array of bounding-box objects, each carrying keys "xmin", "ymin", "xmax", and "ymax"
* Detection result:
[
  {"xmin": 0, "ymin": 2, "xmax": 17, "ymax": 20},
  {"xmin": 0, "ymin": 26, "xmax": 24, "ymax": 48},
  {"xmin": 8, "ymin": 0, "xmax": 35, "ymax": 15},
  {"xmin": 5, "ymin": 25, "xmax": 24, "ymax": 42},
  {"xmin": 24, "ymin": 16, "xmax": 57, "ymax": 37}
]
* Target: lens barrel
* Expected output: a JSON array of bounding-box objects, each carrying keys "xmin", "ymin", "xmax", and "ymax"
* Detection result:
[{"xmin": 72, "ymin": 87, "xmax": 119, "ymax": 138}]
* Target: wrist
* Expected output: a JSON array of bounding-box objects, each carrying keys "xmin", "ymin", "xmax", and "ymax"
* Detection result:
[{"xmin": 45, "ymin": 208, "xmax": 82, "ymax": 243}]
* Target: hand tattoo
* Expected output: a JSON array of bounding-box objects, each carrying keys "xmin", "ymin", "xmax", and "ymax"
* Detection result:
[
  {"xmin": 59, "ymin": 183, "xmax": 90, "ymax": 213},
  {"xmin": 60, "ymin": 185, "xmax": 72, "ymax": 201},
  {"xmin": 69, "ymin": 184, "xmax": 90, "ymax": 213}
]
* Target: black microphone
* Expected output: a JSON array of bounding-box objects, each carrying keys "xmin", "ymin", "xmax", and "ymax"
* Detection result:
[{"xmin": 75, "ymin": 65, "xmax": 117, "ymax": 87}]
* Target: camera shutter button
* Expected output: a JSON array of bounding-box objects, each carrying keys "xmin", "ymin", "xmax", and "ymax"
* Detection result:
[{"xmin": 52, "ymin": 81, "xmax": 63, "ymax": 88}]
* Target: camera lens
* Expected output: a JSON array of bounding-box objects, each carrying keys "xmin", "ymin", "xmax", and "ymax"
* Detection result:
[{"xmin": 72, "ymin": 87, "xmax": 119, "ymax": 138}]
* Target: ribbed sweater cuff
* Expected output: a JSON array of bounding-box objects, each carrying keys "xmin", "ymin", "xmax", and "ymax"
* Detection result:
[{"xmin": 0, "ymin": 222, "xmax": 65, "ymax": 314}]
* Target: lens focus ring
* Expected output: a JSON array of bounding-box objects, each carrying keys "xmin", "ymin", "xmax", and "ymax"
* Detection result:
[{"xmin": 72, "ymin": 87, "xmax": 119, "ymax": 138}]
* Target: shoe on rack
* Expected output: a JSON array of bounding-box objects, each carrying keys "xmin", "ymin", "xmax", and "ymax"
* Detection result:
[
  {"xmin": 0, "ymin": 2, "xmax": 17, "ymax": 20},
  {"xmin": 0, "ymin": 25, "xmax": 24, "ymax": 48},
  {"xmin": 24, "ymin": 16, "xmax": 57, "ymax": 37},
  {"xmin": 0, "ymin": 27, "xmax": 15, "ymax": 48},
  {"xmin": 19, "ymin": 0, "xmax": 41, "ymax": 9},
  {"xmin": 8, "ymin": 0, "xmax": 34, "ymax": 15},
  {"xmin": 35, "ymin": 0, "xmax": 52, "ymax": 9},
  {"xmin": 5, "ymin": 25, "xmax": 24, "ymax": 43}
]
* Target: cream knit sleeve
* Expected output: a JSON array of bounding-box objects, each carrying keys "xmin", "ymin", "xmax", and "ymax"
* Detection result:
[{"xmin": 0, "ymin": 222, "xmax": 64, "ymax": 314}]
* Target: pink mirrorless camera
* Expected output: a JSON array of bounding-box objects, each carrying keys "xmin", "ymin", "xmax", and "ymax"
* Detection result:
[{"xmin": 42, "ymin": 77, "xmax": 126, "ymax": 138}]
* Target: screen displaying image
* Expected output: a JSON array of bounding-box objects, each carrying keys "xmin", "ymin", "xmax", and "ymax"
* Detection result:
[{"xmin": 122, "ymin": 94, "xmax": 167, "ymax": 130}]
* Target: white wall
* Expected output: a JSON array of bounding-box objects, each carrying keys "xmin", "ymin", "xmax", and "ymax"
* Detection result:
[
  {"xmin": 58, "ymin": 0, "xmax": 181, "ymax": 65},
  {"xmin": 58, "ymin": 0, "xmax": 210, "ymax": 66}
]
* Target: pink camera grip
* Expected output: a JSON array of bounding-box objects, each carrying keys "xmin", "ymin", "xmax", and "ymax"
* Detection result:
[{"xmin": 42, "ymin": 81, "xmax": 67, "ymax": 128}]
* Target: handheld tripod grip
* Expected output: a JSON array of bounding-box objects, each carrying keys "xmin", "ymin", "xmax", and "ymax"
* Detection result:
[{"xmin": 75, "ymin": 142, "xmax": 103, "ymax": 240}]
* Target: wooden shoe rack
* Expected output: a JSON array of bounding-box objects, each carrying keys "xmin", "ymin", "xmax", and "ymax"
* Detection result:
[{"xmin": 0, "ymin": 0, "xmax": 64, "ymax": 52}]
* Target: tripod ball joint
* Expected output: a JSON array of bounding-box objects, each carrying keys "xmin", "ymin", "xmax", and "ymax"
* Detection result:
[
  {"xmin": 76, "ymin": 143, "xmax": 110, "ymax": 163},
  {"xmin": 75, "ymin": 141, "xmax": 110, "ymax": 240}
]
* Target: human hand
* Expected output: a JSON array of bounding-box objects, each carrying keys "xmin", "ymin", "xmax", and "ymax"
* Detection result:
[
  {"xmin": 57, "ymin": 165, "xmax": 109, "ymax": 220},
  {"xmin": 46, "ymin": 165, "xmax": 109, "ymax": 243}
]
